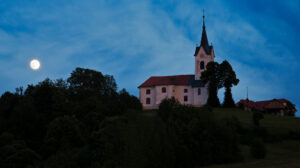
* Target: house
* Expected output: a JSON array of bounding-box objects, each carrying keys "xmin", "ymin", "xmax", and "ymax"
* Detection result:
[
  {"xmin": 237, "ymin": 98, "xmax": 297, "ymax": 116},
  {"xmin": 138, "ymin": 15, "xmax": 214, "ymax": 109}
]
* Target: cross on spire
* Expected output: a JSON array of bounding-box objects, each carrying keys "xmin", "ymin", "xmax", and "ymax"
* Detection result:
[{"xmin": 202, "ymin": 9, "xmax": 205, "ymax": 27}]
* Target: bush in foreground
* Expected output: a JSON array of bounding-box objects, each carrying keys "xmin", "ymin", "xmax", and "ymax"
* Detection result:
[{"xmin": 250, "ymin": 138, "xmax": 267, "ymax": 159}]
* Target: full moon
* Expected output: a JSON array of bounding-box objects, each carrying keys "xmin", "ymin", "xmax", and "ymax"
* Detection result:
[{"xmin": 30, "ymin": 59, "xmax": 41, "ymax": 70}]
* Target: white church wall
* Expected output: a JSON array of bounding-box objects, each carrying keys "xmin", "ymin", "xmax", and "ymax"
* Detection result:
[
  {"xmin": 200, "ymin": 84, "xmax": 209, "ymax": 105},
  {"xmin": 192, "ymin": 87, "xmax": 202, "ymax": 107},
  {"xmin": 173, "ymin": 86, "xmax": 193, "ymax": 105},
  {"xmin": 155, "ymin": 85, "xmax": 170, "ymax": 106},
  {"xmin": 195, "ymin": 47, "xmax": 214, "ymax": 80},
  {"xmin": 140, "ymin": 85, "xmax": 208, "ymax": 109},
  {"xmin": 140, "ymin": 87, "xmax": 157, "ymax": 109}
]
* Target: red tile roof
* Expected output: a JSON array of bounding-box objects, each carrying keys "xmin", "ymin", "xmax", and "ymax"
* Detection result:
[
  {"xmin": 237, "ymin": 99, "xmax": 290, "ymax": 111},
  {"xmin": 138, "ymin": 75, "xmax": 193, "ymax": 88},
  {"xmin": 238, "ymin": 99, "xmax": 257, "ymax": 109}
]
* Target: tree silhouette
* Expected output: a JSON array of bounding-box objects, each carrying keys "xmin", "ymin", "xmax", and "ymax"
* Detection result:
[
  {"xmin": 220, "ymin": 61, "xmax": 239, "ymax": 107},
  {"xmin": 201, "ymin": 62, "xmax": 222, "ymax": 107}
]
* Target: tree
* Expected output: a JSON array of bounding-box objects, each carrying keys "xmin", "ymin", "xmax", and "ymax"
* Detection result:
[
  {"xmin": 67, "ymin": 67, "xmax": 117, "ymax": 96},
  {"xmin": 220, "ymin": 61, "xmax": 239, "ymax": 107},
  {"xmin": 118, "ymin": 89, "xmax": 142, "ymax": 112},
  {"xmin": 201, "ymin": 62, "xmax": 222, "ymax": 107},
  {"xmin": 250, "ymin": 138, "xmax": 266, "ymax": 159},
  {"xmin": 285, "ymin": 100, "xmax": 297, "ymax": 116},
  {"xmin": 45, "ymin": 115, "xmax": 84, "ymax": 153},
  {"xmin": 253, "ymin": 111, "xmax": 264, "ymax": 127},
  {"xmin": 158, "ymin": 98, "xmax": 181, "ymax": 122},
  {"xmin": 67, "ymin": 67, "xmax": 119, "ymax": 119}
]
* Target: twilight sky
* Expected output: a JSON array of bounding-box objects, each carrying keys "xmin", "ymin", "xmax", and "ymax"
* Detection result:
[{"xmin": 0, "ymin": 0, "xmax": 299, "ymax": 115}]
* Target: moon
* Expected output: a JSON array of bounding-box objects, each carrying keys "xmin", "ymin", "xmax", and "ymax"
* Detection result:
[{"xmin": 30, "ymin": 59, "xmax": 41, "ymax": 70}]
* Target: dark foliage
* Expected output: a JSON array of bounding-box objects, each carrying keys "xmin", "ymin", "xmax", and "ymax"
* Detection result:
[
  {"xmin": 253, "ymin": 111, "xmax": 264, "ymax": 127},
  {"xmin": 0, "ymin": 67, "xmax": 263, "ymax": 168},
  {"xmin": 157, "ymin": 98, "xmax": 243, "ymax": 167},
  {"xmin": 285, "ymin": 100, "xmax": 297, "ymax": 116},
  {"xmin": 200, "ymin": 60, "xmax": 239, "ymax": 107},
  {"xmin": 220, "ymin": 60, "xmax": 239, "ymax": 107},
  {"xmin": 0, "ymin": 68, "xmax": 147, "ymax": 167},
  {"xmin": 250, "ymin": 138, "xmax": 267, "ymax": 159},
  {"xmin": 201, "ymin": 62, "xmax": 222, "ymax": 107}
]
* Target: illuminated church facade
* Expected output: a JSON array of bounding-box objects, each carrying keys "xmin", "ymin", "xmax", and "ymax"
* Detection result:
[{"xmin": 138, "ymin": 15, "xmax": 215, "ymax": 109}]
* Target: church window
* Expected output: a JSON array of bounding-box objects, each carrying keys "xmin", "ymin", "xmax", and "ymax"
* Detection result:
[
  {"xmin": 184, "ymin": 88, "xmax": 188, "ymax": 93},
  {"xmin": 146, "ymin": 89, "xmax": 151, "ymax": 94},
  {"xmin": 198, "ymin": 88, "xmax": 201, "ymax": 95},
  {"xmin": 146, "ymin": 98, "xmax": 151, "ymax": 104},
  {"xmin": 184, "ymin": 96, "xmax": 188, "ymax": 102},
  {"xmin": 200, "ymin": 61, "xmax": 205, "ymax": 70},
  {"xmin": 162, "ymin": 87, "xmax": 166, "ymax": 93}
]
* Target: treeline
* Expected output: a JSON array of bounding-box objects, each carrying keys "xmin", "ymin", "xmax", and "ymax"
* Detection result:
[{"xmin": 0, "ymin": 67, "xmax": 264, "ymax": 168}]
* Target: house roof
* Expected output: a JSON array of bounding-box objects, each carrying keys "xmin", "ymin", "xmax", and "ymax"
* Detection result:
[
  {"xmin": 238, "ymin": 99, "xmax": 256, "ymax": 109},
  {"xmin": 255, "ymin": 99, "xmax": 287, "ymax": 111},
  {"xmin": 138, "ymin": 75, "xmax": 205, "ymax": 88},
  {"xmin": 237, "ymin": 99, "xmax": 291, "ymax": 111}
]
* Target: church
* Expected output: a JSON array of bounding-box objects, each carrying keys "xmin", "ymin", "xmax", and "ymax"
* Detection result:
[{"xmin": 138, "ymin": 15, "xmax": 215, "ymax": 109}]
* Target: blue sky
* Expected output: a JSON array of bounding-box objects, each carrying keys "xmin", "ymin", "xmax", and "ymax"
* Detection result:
[{"xmin": 0, "ymin": 0, "xmax": 299, "ymax": 115}]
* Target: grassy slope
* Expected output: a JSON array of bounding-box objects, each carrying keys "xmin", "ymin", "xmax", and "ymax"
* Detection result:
[
  {"xmin": 142, "ymin": 108, "xmax": 300, "ymax": 167},
  {"xmin": 203, "ymin": 108, "xmax": 300, "ymax": 168},
  {"xmin": 203, "ymin": 140, "xmax": 300, "ymax": 168},
  {"xmin": 213, "ymin": 108, "xmax": 300, "ymax": 137}
]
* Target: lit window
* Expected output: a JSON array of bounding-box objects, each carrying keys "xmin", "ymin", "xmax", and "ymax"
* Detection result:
[
  {"xmin": 146, "ymin": 89, "xmax": 151, "ymax": 94},
  {"xmin": 198, "ymin": 88, "xmax": 201, "ymax": 95},
  {"xmin": 162, "ymin": 87, "xmax": 166, "ymax": 93},
  {"xmin": 184, "ymin": 96, "xmax": 188, "ymax": 102},
  {"xmin": 184, "ymin": 88, "xmax": 188, "ymax": 93},
  {"xmin": 200, "ymin": 61, "xmax": 205, "ymax": 70},
  {"xmin": 146, "ymin": 98, "xmax": 151, "ymax": 104}
]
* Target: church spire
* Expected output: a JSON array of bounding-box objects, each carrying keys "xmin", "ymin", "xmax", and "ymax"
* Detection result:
[
  {"xmin": 200, "ymin": 9, "xmax": 210, "ymax": 54},
  {"xmin": 202, "ymin": 9, "xmax": 205, "ymax": 28},
  {"xmin": 193, "ymin": 10, "xmax": 213, "ymax": 56}
]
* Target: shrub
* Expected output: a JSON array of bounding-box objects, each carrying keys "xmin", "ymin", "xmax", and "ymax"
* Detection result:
[
  {"xmin": 157, "ymin": 98, "xmax": 180, "ymax": 122},
  {"xmin": 250, "ymin": 138, "xmax": 266, "ymax": 159},
  {"xmin": 288, "ymin": 131, "xmax": 300, "ymax": 140},
  {"xmin": 253, "ymin": 126, "xmax": 268, "ymax": 142},
  {"xmin": 253, "ymin": 111, "xmax": 264, "ymax": 126}
]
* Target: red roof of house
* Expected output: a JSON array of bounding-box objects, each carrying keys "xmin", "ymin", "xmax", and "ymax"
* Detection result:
[
  {"xmin": 238, "ymin": 99, "xmax": 257, "ymax": 109},
  {"xmin": 237, "ymin": 99, "xmax": 290, "ymax": 111},
  {"xmin": 255, "ymin": 99, "xmax": 288, "ymax": 110},
  {"xmin": 138, "ymin": 75, "xmax": 193, "ymax": 88},
  {"xmin": 255, "ymin": 100, "xmax": 271, "ymax": 111}
]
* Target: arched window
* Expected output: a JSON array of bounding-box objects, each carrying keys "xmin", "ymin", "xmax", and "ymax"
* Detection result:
[
  {"xmin": 200, "ymin": 61, "xmax": 205, "ymax": 70},
  {"xmin": 198, "ymin": 88, "xmax": 201, "ymax": 95},
  {"xmin": 162, "ymin": 87, "xmax": 166, "ymax": 93},
  {"xmin": 146, "ymin": 98, "xmax": 151, "ymax": 104}
]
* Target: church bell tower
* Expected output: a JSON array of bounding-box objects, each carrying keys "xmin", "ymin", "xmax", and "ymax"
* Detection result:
[{"xmin": 194, "ymin": 12, "xmax": 215, "ymax": 80}]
